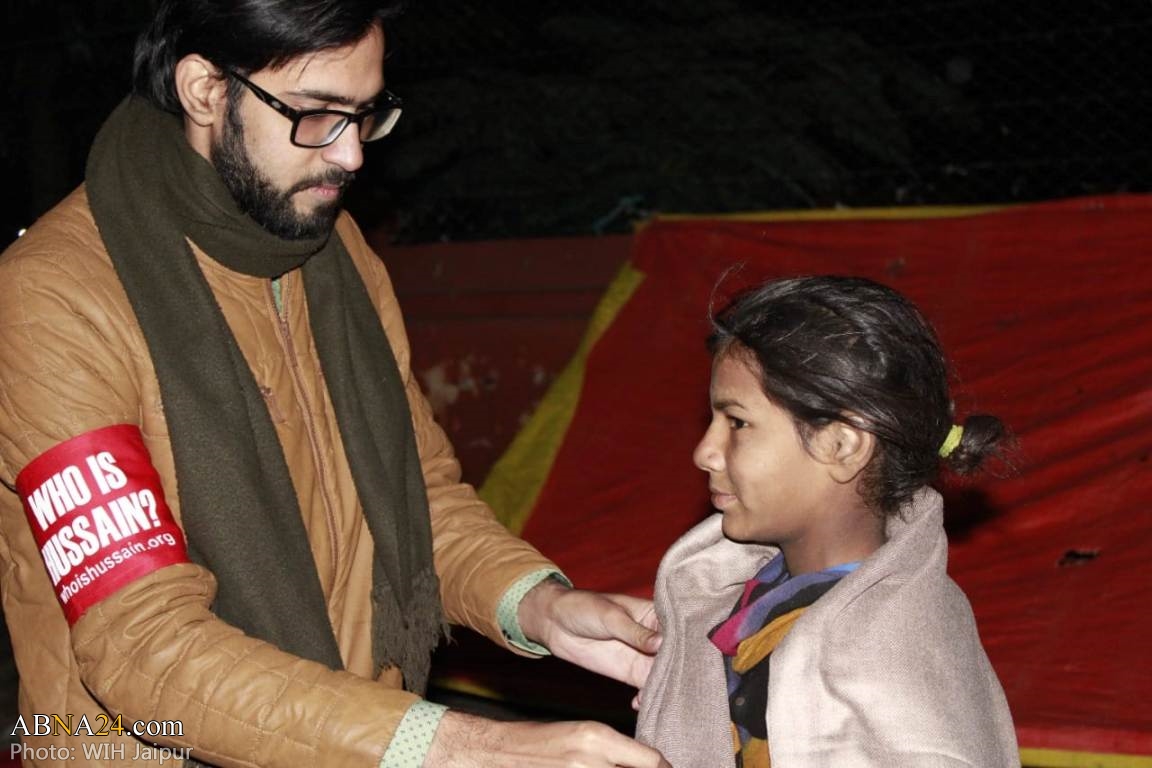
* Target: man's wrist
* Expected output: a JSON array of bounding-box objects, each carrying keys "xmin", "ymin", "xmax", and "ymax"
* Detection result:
[
  {"xmin": 497, "ymin": 569, "xmax": 572, "ymax": 655},
  {"xmin": 379, "ymin": 700, "xmax": 448, "ymax": 768}
]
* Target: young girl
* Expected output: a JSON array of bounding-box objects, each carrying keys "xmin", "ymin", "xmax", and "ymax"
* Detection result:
[{"xmin": 636, "ymin": 276, "xmax": 1018, "ymax": 767}]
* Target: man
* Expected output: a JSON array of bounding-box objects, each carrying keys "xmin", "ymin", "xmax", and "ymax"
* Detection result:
[{"xmin": 0, "ymin": 1, "xmax": 669, "ymax": 766}]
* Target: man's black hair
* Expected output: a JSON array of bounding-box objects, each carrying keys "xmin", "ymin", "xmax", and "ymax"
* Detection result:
[{"xmin": 133, "ymin": 0, "xmax": 405, "ymax": 113}]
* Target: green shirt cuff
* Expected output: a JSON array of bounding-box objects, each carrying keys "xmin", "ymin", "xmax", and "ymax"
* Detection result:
[
  {"xmin": 379, "ymin": 700, "xmax": 448, "ymax": 768},
  {"xmin": 497, "ymin": 568, "xmax": 573, "ymax": 655}
]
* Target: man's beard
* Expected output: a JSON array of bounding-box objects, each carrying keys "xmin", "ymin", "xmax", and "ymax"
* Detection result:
[{"xmin": 211, "ymin": 101, "xmax": 355, "ymax": 240}]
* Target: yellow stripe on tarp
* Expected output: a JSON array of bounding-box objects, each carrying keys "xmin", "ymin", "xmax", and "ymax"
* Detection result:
[
  {"xmin": 479, "ymin": 261, "xmax": 646, "ymax": 534},
  {"xmin": 430, "ymin": 676, "xmax": 508, "ymax": 702},
  {"xmin": 651, "ymin": 203, "xmax": 1009, "ymax": 224},
  {"xmin": 1021, "ymin": 748, "xmax": 1152, "ymax": 768}
]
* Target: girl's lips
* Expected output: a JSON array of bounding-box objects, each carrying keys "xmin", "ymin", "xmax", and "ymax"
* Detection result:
[{"xmin": 710, "ymin": 491, "xmax": 737, "ymax": 509}]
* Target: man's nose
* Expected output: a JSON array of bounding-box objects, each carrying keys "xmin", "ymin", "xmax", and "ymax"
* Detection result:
[{"xmin": 321, "ymin": 123, "xmax": 364, "ymax": 172}]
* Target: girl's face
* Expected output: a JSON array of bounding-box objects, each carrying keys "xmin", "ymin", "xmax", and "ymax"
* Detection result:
[{"xmin": 693, "ymin": 352, "xmax": 852, "ymax": 564}]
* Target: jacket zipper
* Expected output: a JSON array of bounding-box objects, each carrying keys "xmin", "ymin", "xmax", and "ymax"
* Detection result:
[{"xmin": 268, "ymin": 278, "xmax": 340, "ymax": 588}]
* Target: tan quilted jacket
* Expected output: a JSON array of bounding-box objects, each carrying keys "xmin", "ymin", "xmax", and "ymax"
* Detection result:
[{"xmin": 0, "ymin": 187, "xmax": 556, "ymax": 767}]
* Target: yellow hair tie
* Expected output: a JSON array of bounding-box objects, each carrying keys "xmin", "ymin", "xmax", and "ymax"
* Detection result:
[{"xmin": 938, "ymin": 424, "xmax": 964, "ymax": 458}]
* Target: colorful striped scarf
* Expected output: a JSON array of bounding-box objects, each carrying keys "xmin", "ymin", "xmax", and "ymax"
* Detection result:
[{"xmin": 709, "ymin": 557, "xmax": 858, "ymax": 767}]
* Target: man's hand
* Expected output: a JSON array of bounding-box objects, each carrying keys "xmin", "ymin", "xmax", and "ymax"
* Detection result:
[
  {"xmin": 426, "ymin": 711, "xmax": 672, "ymax": 767},
  {"xmin": 517, "ymin": 579, "xmax": 661, "ymax": 690}
]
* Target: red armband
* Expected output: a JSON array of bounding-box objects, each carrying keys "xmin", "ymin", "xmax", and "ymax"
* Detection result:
[{"xmin": 15, "ymin": 424, "xmax": 189, "ymax": 625}]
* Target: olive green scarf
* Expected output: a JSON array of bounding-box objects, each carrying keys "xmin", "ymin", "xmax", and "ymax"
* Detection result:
[{"xmin": 85, "ymin": 96, "xmax": 444, "ymax": 696}]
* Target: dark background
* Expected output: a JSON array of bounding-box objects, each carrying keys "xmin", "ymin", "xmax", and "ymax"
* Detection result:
[{"xmin": 1, "ymin": 0, "xmax": 1150, "ymax": 249}]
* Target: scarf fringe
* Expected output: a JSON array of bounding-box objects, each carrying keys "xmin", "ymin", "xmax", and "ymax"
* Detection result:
[{"xmin": 373, "ymin": 567, "xmax": 449, "ymax": 695}]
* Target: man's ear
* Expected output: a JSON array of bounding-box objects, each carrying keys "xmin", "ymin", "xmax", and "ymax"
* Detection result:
[
  {"xmin": 174, "ymin": 54, "xmax": 228, "ymax": 127},
  {"xmin": 814, "ymin": 420, "xmax": 875, "ymax": 484}
]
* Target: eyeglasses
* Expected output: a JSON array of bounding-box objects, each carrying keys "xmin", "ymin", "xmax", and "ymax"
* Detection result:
[{"xmin": 225, "ymin": 69, "xmax": 402, "ymax": 148}]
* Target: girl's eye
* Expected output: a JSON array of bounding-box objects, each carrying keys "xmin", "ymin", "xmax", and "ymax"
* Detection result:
[{"xmin": 727, "ymin": 416, "xmax": 747, "ymax": 430}]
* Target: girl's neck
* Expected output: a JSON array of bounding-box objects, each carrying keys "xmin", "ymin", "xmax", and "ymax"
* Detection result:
[{"xmin": 781, "ymin": 513, "xmax": 887, "ymax": 576}]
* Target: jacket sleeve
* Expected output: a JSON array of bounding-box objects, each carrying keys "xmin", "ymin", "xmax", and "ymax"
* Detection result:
[
  {"xmin": 339, "ymin": 216, "xmax": 561, "ymax": 651},
  {"xmin": 0, "ymin": 207, "xmax": 423, "ymax": 768},
  {"xmin": 73, "ymin": 565, "xmax": 424, "ymax": 767}
]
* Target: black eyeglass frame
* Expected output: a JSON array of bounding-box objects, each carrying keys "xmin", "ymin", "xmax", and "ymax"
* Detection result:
[{"xmin": 224, "ymin": 69, "xmax": 403, "ymax": 148}]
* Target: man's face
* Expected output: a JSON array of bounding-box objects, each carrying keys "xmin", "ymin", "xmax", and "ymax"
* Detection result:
[{"xmin": 210, "ymin": 26, "xmax": 386, "ymax": 240}]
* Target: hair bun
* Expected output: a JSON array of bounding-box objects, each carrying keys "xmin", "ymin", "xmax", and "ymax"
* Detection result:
[{"xmin": 945, "ymin": 413, "xmax": 1011, "ymax": 475}]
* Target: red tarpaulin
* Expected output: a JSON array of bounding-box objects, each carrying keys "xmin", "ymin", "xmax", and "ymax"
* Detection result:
[{"xmin": 475, "ymin": 197, "xmax": 1152, "ymax": 766}]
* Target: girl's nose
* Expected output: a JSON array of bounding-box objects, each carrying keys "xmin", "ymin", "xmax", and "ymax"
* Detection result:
[{"xmin": 693, "ymin": 425, "xmax": 723, "ymax": 473}]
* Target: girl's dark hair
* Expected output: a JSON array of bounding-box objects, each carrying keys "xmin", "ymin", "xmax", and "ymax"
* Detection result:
[
  {"xmin": 709, "ymin": 275, "xmax": 1009, "ymax": 516},
  {"xmin": 132, "ymin": 0, "xmax": 406, "ymax": 114}
]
